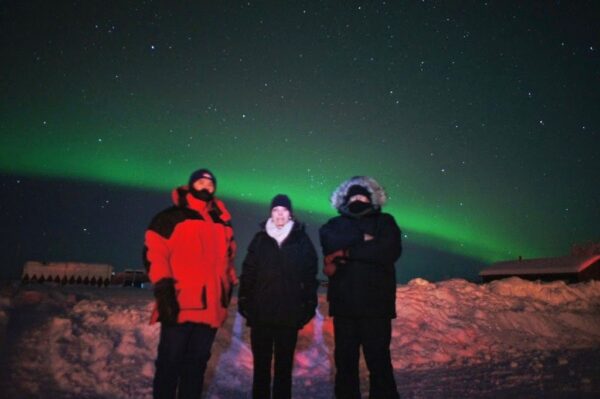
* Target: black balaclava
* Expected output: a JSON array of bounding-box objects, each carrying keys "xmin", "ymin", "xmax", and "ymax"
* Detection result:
[
  {"xmin": 344, "ymin": 184, "xmax": 371, "ymax": 202},
  {"xmin": 188, "ymin": 168, "xmax": 216, "ymax": 201},
  {"xmin": 348, "ymin": 200, "xmax": 371, "ymax": 214},
  {"xmin": 344, "ymin": 184, "xmax": 373, "ymax": 215}
]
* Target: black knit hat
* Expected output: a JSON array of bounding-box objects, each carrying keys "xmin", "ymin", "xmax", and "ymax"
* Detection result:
[
  {"xmin": 270, "ymin": 194, "xmax": 292, "ymax": 213},
  {"xmin": 188, "ymin": 168, "xmax": 216, "ymax": 190},
  {"xmin": 345, "ymin": 184, "xmax": 371, "ymax": 204}
]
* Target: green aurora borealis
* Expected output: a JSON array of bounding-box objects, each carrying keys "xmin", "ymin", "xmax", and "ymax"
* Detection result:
[
  {"xmin": 0, "ymin": 108, "xmax": 579, "ymax": 263},
  {"xmin": 1, "ymin": 2, "xmax": 599, "ymax": 276}
]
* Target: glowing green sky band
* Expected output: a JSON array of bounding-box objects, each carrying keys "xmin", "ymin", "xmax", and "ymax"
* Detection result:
[{"xmin": 1, "ymin": 135, "xmax": 521, "ymax": 263}]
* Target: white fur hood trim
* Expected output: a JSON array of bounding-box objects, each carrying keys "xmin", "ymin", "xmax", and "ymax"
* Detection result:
[{"xmin": 330, "ymin": 176, "xmax": 388, "ymax": 210}]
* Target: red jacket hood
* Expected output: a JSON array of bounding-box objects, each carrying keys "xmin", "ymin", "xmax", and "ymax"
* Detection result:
[{"xmin": 171, "ymin": 185, "xmax": 231, "ymax": 222}]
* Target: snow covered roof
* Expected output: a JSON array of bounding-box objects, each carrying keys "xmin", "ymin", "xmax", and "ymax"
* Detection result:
[{"xmin": 479, "ymin": 254, "xmax": 600, "ymax": 276}]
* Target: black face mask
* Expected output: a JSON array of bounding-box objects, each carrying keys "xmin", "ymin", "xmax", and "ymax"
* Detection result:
[
  {"xmin": 190, "ymin": 188, "xmax": 214, "ymax": 202},
  {"xmin": 348, "ymin": 201, "xmax": 371, "ymax": 214}
]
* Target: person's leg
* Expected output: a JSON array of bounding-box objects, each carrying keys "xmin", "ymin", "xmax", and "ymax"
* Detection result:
[
  {"xmin": 333, "ymin": 317, "xmax": 361, "ymax": 399},
  {"xmin": 154, "ymin": 323, "xmax": 191, "ymax": 399},
  {"xmin": 359, "ymin": 318, "xmax": 398, "ymax": 399},
  {"xmin": 251, "ymin": 325, "xmax": 275, "ymax": 399},
  {"xmin": 272, "ymin": 326, "xmax": 298, "ymax": 399},
  {"xmin": 177, "ymin": 323, "xmax": 218, "ymax": 399}
]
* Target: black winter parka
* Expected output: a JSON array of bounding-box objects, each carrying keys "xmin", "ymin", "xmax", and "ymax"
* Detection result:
[
  {"xmin": 319, "ymin": 210, "xmax": 402, "ymax": 319},
  {"xmin": 238, "ymin": 221, "xmax": 319, "ymax": 328}
]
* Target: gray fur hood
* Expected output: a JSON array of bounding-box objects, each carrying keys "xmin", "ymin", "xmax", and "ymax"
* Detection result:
[{"xmin": 330, "ymin": 176, "xmax": 388, "ymax": 210}]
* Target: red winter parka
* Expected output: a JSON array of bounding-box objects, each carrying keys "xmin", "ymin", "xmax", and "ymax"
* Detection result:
[{"xmin": 144, "ymin": 186, "xmax": 238, "ymax": 328}]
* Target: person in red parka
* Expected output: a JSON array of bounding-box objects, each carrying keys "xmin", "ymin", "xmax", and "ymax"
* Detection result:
[{"xmin": 144, "ymin": 168, "xmax": 238, "ymax": 399}]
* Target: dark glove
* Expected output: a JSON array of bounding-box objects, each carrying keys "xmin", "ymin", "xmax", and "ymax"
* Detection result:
[
  {"xmin": 325, "ymin": 249, "xmax": 348, "ymax": 264},
  {"xmin": 323, "ymin": 249, "xmax": 348, "ymax": 276},
  {"xmin": 154, "ymin": 278, "xmax": 179, "ymax": 325},
  {"xmin": 323, "ymin": 259, "xmax": 336, "ymax": 277}
]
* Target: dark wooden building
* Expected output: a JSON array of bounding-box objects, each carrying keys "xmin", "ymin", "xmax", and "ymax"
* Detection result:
[{"xmin": 479, "ymin": 254, "xmax": 600, "ymax": 283}]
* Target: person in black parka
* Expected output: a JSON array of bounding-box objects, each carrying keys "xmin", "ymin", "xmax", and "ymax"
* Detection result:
[
  {"xmin": 238, "ymin": 194, "xmax": 319, "ymax": 399},
  {"xmin": 320, "ymin": 176, "xmax": 402, "ymax": 399}
]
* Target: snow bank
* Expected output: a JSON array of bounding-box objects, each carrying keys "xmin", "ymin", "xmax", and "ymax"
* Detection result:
[
  {"xmin": 1, "ymin": 278, "xmax": 599, "ymax": 398},
  {"xmin": 47, "ymin": 299, "xmax": 157, "ymax": 398},
  {"xmin": 393, "ymin": 278, "xmax": 600, "ymax": 370}
]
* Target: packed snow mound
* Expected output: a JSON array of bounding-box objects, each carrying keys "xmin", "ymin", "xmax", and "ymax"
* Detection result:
[
  {"xmin": 1, "ymin": 278, "xmax": 599, "ymax": 398},
  {"xmin": 395, "ymin": 278, "xmax": 600, "ymax": 369}
]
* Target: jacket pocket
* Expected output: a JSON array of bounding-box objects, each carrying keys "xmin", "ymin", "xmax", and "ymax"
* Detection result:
[{"xmin": 177, "ymin": 285, "xmax": 208, "ymax": 310}]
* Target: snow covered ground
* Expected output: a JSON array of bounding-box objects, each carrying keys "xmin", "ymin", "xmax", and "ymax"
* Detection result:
[{"xmin": 0, "ymin": 277, "xmax": 599, "ymax": 398}]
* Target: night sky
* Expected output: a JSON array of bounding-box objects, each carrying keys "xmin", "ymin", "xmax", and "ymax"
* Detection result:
[{"xmin": 1, "ymin": 1, "xmax": 598, "ymax": 282}]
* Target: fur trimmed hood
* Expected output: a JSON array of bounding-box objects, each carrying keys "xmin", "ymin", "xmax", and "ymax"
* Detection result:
[{"xmin": 330, "ymin": 176, "xmax": 388, "ymax": 210}]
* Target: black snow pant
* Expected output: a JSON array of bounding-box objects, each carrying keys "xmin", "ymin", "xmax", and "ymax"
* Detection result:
[
  {"xmin": 250, "ymin": 324, "xmax": 299, "ymax": 399},
  {"xmin": 333, "ymin": 317, "xmax": 399, "ymax": 399},
  {"xmin": 153, "ymin": 322, "xmax": 218, "ymax": 399}
]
